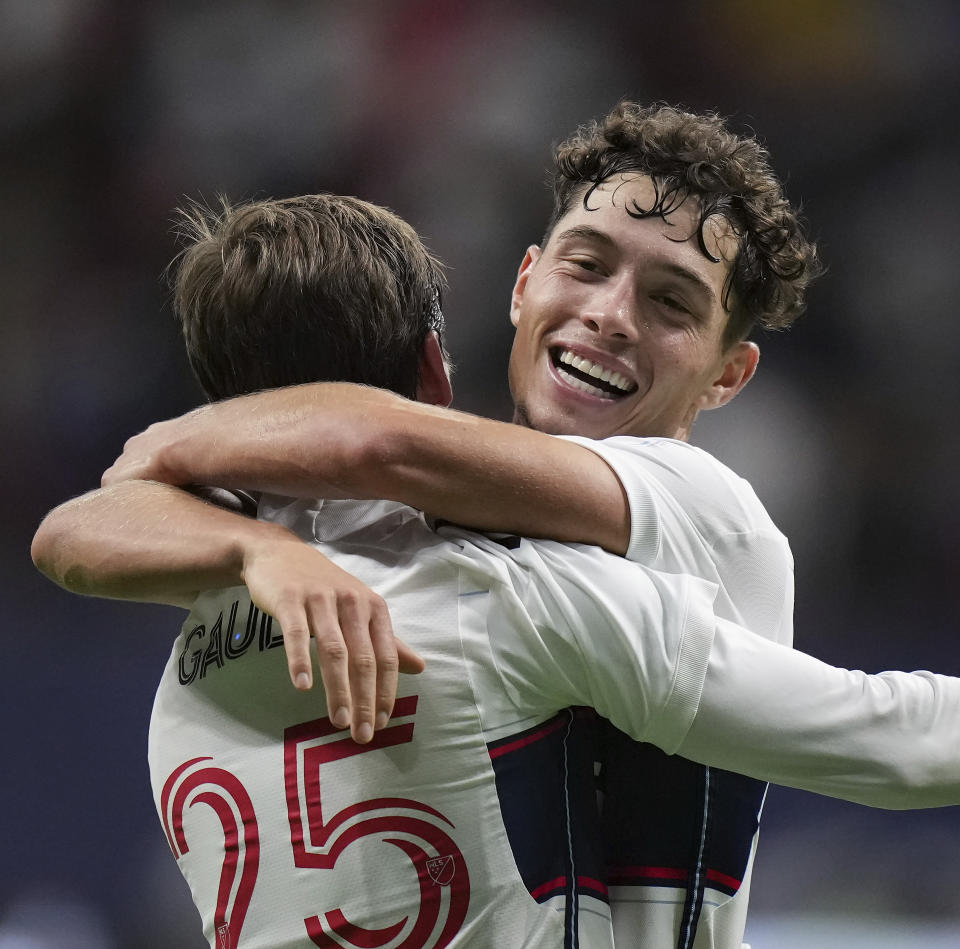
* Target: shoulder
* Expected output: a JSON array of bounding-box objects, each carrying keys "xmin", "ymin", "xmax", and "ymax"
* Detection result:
[
  {"xmin": 560, "ymin": 434, "xmax": 746, "ymax": 493},
  {"xmin": 559, "ymin": 434, "xmax": 780, "ymax": 538}
]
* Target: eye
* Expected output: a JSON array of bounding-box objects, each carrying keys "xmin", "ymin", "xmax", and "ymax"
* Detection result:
[
  {"xmin": 651, "ymin": 293, "xmax": 689, "ymax": 314},
  {"xmin": 570, "ymin": 257, "xmax": 601, "ymax": 273}
]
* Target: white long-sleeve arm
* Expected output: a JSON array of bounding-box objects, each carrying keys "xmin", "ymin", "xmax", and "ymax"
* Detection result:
[
  {"xmin": 475, "ymin": 537, "xmax": 960, "ymax": 811},
  {"xmin": 676, "ymin": 618, "xmax": 960, "ymax": 809}
]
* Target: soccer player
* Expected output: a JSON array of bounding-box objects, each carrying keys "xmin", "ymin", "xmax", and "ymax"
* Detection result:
[
  {"xmin": 32, "ymin": 187, "xmax": 960, "ymax": 949},
  {"xmin": 81, "ymin": 102, "xmax": 815, "ymax": 948}
]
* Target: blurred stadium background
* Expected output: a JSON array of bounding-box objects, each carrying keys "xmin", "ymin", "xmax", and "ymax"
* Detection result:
[{"xmin": 3, "ymin": 1, "xmax": 960, "ymax": 946}]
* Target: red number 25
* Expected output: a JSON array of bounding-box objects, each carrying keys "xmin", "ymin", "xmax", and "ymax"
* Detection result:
[{"xmin": 161, "ymin": 695, "xmax": 470, "ymax": 948}]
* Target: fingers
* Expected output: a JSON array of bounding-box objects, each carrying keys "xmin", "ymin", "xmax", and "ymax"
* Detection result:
[
  {"xmin": 337, "ymin": 591, "xmax": 381, "ymax": 744},
  {"xmin": 396, "ymin": 637, "xmax": 426, "ymax": 675},
  {"xmin": 287, "ymin": 589, "xmax": 385, "ymax": 743},
  {"xmin": 308, "ymin": 600, "xmax": 354, "ymax": 733},
  {"xmin": 368, "ymin": 597, "xmax": 400, "ymax": 731},
  {"xmin": 282, "ymin": 589, "xmax": 406, "ymax": 745},
  {"xmin": 275, "ymin": 604, "xmax": 317, "ymax": 693},
  {"xmin": 102, "ymin": 430, "xmax": 147, "ymax": 487},
  {"xmin": 101, "ymin": 419, "xmax": 182, "ymax": 487},
  {"xmin": 255, "ymin": 549, "xmax": 406, "ymax": 745},
  {"xmin": 101, "ymin": 456, "xmax": 135, "ymax": 487},
  {"xmin": 274, "ymin": 588, "xmax": 353, "ymax": 732}
]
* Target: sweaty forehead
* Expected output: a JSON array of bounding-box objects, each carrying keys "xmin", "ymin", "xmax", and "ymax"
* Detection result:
[
  {"xmin": 571, "ymin": 174, "xmax": 739, "ymax": 266},
  {"xmin": 701, "ymin": 211, "xmax": 739, "ymax": 266}
]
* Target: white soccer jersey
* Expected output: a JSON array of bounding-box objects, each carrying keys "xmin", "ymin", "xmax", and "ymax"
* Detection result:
[
  {"xmin": 150, "ymin": 497, "xmax": 692, "ymax": 949},
  {"xmin": 149, "ymin": 496, "xmax": 960, "ymax": 949},
  {"xmin": 560, "ymin": 435, "xmax": 794, "ymax": 949}
]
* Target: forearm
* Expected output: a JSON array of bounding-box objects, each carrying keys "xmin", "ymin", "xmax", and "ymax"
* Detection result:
[
  {"xmin": 32, "ymin": 480, "xmax": 288, "ymax": 607},
  {"xmin": 110, "ymin": 383, "xmax": 630, "ymax": 554}
]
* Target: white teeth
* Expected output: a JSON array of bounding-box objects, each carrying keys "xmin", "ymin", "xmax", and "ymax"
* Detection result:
[
  {"xmin": 556, "ymin": 366, "xmax": 617, "ymax": 399},
  {"xmin": 555, "ymin": 349, "xmax": 634, "ymax": 393}
]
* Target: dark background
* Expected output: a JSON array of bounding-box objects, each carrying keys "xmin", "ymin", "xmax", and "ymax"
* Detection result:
[{"xmin": 3, "ymin": 2, "xmax": 960, "ymax": 945}]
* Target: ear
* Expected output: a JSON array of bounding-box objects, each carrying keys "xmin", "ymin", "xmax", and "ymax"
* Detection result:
[
  {"xmin": 699, "ymin": 341, "xmax": 760, "ymax": 411},
  {"xmin": 510, "ymin": 245, "xmax": 541, "ymax": 328},
  {"xmin": 415, "ymin": 330, "xmax": 453, "ymax": 407}
]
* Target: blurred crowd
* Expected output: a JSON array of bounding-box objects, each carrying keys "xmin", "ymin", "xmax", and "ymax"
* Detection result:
[{"xmin": 3, "ymin": 1, "xmax": 959, "ymax": 945}]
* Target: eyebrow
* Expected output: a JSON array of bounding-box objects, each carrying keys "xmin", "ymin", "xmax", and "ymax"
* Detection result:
[
  {"xmin": 553, "ymin": 224, "xmax": 718, "ymax": 304},
  {"xmin": 656, "ymin": 261, "xmax": 718, "ymax": 305},
  {"xmin": 553, "ymin": 224, "xmax": 617, "ymax": 250}
]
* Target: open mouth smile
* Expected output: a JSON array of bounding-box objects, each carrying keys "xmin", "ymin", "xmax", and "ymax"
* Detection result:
[{"xmin": 549, "ymin": 347, "xmax": 638, "ymax": 400}]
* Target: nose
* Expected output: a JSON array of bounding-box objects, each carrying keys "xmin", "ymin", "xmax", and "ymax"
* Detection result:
[{"xmin": 578, "ymin": 278, "xmax": 640, "ymax": 341}]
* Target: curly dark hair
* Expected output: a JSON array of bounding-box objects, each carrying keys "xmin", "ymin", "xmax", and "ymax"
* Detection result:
[
  {"xmin": 544, "ymin": 101, "xmax": 822, "ymax": 345},
  {"xmin": 171, "ymin": 193, "xmax": 448, "ymax": 402}
]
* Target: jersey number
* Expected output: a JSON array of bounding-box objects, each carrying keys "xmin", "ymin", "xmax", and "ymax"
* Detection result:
[{"xmin": 160, "ymin": 696, "xmax": 470, "ymax": 949}]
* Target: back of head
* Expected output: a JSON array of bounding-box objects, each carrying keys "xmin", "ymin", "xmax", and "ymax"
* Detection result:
[
  {"xmin": 544, "ymin": 101, "xmax": 823, "ymax": 345},
  {"xmin": 171, "ymin": 193, "xmax": 447, "ymax": 401}
]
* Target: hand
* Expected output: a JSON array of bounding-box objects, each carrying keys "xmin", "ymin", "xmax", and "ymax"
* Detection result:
[
  {"xmin": 102, "ymin": 411, "xmax": 201, "ymax": 487},
  {"xmin": 242, "ymin": 534, "xmax": 425, "ymax": 743}
]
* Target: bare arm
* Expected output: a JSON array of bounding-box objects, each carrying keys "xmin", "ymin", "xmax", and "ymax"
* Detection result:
[
  {"xmin": 102, "ymin": 383, "xmax": 631, "ymax": 555},
  {"xmin": 32, "ymin": 480, "xmax": 423, "ymax": 743},
  {"xmin": 33, "ymin": 481, "xmax": 261, "ymax": 608}
]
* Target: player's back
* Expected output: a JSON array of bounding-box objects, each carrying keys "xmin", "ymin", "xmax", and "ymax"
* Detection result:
[{"xmin": 148, "ymin": 498, "xmax": 609, "ymax": 949}]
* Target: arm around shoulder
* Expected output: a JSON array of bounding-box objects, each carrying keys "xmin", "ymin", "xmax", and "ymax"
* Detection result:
[
  {"xmin": 32, "ymin": 480, "xmax": 275, "ymax": 607},
  {"xmin": 103, "ymin": 383, "xmax": 632, "ymax": 554},
  {"xmin": 346, "ymin": 398, "xmax": 632, "ymax": 554},
  {"xmin": 32, "ymin": 475, "xmax": 426, "ymax": 741}
]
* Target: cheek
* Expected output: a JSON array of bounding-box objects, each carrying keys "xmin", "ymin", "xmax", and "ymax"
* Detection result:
[
  {"xmin": 509, "ymin": 330, "xmax": 542, "ymax": 393},
  {"xmin": 513, "ymin": 323, "xmax": 540, "ymax": 363},
  {"xmin": 527, "ymin": 278, "xmax": 574, "ymax": 321},
  {"xmin": 515, "ymin": 302, "xmax": 559, "ymax": 357},
  {"xmin": 649, "ymin": 331, "xmax": 698, "ymax": 371},
  {"xmin": 657, "ymin": 329, "xmax": 716, "ymax": 371}
]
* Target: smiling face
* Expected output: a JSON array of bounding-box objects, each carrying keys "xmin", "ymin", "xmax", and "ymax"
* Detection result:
[{"xmin": 507, "ymin": 174, "xmax": 759, "ymax": 440}]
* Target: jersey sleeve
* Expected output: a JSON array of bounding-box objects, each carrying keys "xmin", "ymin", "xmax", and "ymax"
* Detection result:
[
  {"xmin": 456, "ymin": 535, "xmax": 960, "ymax": 810},
  {"xmin": 455, "ymin": 535, "xmax": 719, "ymax": 753},
  {"xmin": 558, "ymin": 435, "xmax": 784, "ymax": 561},
  {"xmin": 676, "ymin": 617, "xmax": 960, "ymax": 809},
  {"xmin": 559, "ymin": 434, "xmax": 795, "ymax": 645}
]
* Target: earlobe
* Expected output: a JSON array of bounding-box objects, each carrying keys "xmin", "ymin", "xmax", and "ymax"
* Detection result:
[
  {"xmin": 510, "ymin": 245, "xmax": 541, "ymax": 328},
  {"xmin": 416, "ymin": 331, "xmax": 454, "ymax": 407}
]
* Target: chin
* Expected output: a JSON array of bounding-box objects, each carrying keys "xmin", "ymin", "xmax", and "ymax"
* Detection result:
[{"xmin": 514, "ymin": 401, "xmax": 586, "ymax": 437}]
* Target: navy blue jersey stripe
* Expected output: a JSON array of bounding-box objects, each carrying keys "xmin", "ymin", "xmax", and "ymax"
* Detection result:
[
  {"xmin": 677, "ymin": 766, "xmax": 712, "ymax": 949},
  {"xmin": 597, "ymin": 720, "xmax": 767, "ymax": 945},
  {"xmin": 487, "ymin": 707, "xmax": 605, "ymax": 948}
]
